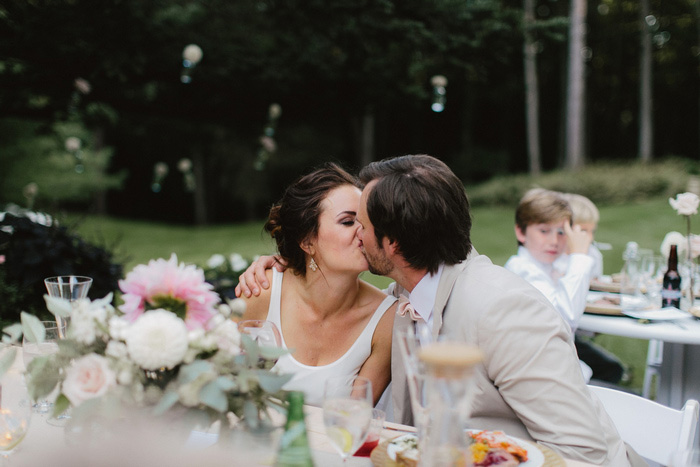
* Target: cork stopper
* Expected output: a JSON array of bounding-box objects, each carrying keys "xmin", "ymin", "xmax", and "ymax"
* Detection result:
[{"xmin": 418, "ymin": 342, "xmax": 483, "ymax": 378}]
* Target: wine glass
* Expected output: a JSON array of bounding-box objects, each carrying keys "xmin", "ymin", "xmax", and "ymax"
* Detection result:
[
  {"xmin": 322, "ymin": 375, "xmax": 372, "ymax": 462},
  {"xmin": 22, "ymin": 321, "xmax": 63, "ymax": 414},
  {"xmin": 0, "ymin": 369, "xmax": 32, "ymax": 462},
  {"xmin": 237, "ymin": 320, "xmax": 282, "ymax": 347},
  {"xmin": 396, "ymin": 327, "xmax": 432, "ymax": 447},
  {"xmin": 44, "ymin": 276, "xmax": 92, "ymax": 337}
]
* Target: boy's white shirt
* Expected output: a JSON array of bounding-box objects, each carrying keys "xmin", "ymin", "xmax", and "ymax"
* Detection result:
[
  {"xmin": 505, "ymin": 246, "xmax": 594, "ymax": 331},
  {"xmin": 554, "ymin": 243, "xmax": 604, "ymax": 280}
]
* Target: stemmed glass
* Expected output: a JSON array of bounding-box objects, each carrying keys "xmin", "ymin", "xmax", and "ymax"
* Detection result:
[
  {"xmin": 323, "ymin": 376, "xmax": 372, "ymax": 463},
  {"xmin": 22, "ymin": 321, "xmax": 63, "ymax": 415},
  {"xmin": 44, "ymin": 276, "xmax": 92, "ymax": 337},
  {"xmin": 0, "ymin": 368, "xmax": 32, "ymax": 463},
  {"xmin": 238, "ymin": 320, "xmax": 283, "ymax": 369},
  {"xmin": 237, "ymin": 320, "xmax": 282, "ymax": 348}
]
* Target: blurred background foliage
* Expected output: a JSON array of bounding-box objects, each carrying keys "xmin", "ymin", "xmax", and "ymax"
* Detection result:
[{"xmin": 0, "ymin": 0, "xmax": 698, "ymax": 225}]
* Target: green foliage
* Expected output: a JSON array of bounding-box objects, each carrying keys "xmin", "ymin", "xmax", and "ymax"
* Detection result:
[
  {"xmin": 0, "ymin": 118, "xmax": 126, "ymax": 210},
  {"xmin": 466, "ymin": 158, "xmax": 691, "ymax": 208},
  {"xmin": 0, "ymin": 209, "xmax": 124, "ymax": 327}
]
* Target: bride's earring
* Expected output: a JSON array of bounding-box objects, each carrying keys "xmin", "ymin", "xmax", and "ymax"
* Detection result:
[{"xmin": 309, "ymin": 257, "xmax": 318, "ymax": 272}]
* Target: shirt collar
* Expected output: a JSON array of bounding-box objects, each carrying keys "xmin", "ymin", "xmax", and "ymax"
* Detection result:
[
  {"xmin": 518, "ymin": 245, "xmax": 558, "ymax": 281},
  {"xmin": 407, "ymin": 264, "xmax": 444, "ymax": 323}
]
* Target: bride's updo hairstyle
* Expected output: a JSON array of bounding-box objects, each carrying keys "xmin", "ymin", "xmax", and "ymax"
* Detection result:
[{"xmin": 264, "ymin": 162, "xmax": 361, "ymax": 276}]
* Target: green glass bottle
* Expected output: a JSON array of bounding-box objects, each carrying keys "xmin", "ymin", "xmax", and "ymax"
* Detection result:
[{"xmin": 275, "ymin": 391, "xmax": 314, "ymax": 467}]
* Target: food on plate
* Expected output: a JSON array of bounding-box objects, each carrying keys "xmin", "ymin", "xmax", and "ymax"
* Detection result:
[
  {"xmin": 392, "ymin": 435, "xmax": 419, "ymax": 466},
  {"xmin": 388, "ymin": 430, "xmax": 530, "ymax": 466},
  {"xmin": 469, "ymin": 430, "xmax": 528, "ymax": 466}
]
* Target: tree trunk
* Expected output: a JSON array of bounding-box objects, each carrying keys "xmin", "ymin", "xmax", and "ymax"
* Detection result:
[
  {"xmin": 696, "ymin": 0, "xmax": 700, "ymax": 159},
  {"xmin": 638, "ymin": 0, "xmax": 653, "ymax": 162},
  {"xmin": 192, "ymin": 148, "xmax": 208, "ymax": 225},
  {"xmin": 359, "ymin": 106, "xmax": 375, "ymax": 168},
  {"xmin": 91, "ymin": 126, "xmax": 107, "ymax": 215},
  {"xmin": 565, "ymin": 0, "xmax": 587, "ymax": 170},
  {"xmin": 523, "ymin": 0, "xmax": 541, "ymax": 176}
]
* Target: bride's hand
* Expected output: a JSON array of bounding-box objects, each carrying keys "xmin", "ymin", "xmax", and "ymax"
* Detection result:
[{"xmin": 235, "ymin": 255, "xmax": 287, "ymax": 297}]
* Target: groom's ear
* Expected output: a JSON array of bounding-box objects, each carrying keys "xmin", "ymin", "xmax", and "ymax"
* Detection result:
[{"xmin": 384, "ymin": 237, "xmax": 400, "ymax": 257}]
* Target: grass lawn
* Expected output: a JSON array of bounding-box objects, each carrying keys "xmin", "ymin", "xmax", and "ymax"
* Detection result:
[{"xmin": 69, "ymin": 195, "xmax": 683, "ymax": 393}]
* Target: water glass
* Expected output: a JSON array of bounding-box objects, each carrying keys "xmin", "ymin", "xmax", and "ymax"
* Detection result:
[
  {"xmin": 237, "ymin": 320, "xmax": 282, "ymax": 347},
  {"xmin": 323, "ymin": 376, "xmax": 372, "ymax": 462},
  {"xmin": 396, "ymin": 327, "xmax": 431, "ymax": 447},
  {"xmin": 620, "ymin": 261, "xmax": 650, "ymax": 312},
  {"xmin": 22, "ymin": 321, "xmax": 63, "ymax": 414},
  {"xmin": 44, "ymin": 275, "xmax": 93, "ymax": 337},
  {"xmin": 354, "ymin": 408, "xmax": 385, "ymax": 457},
  {"xmin": 0, "ymin": 369, "xmax": 32, "ymax": 461}
]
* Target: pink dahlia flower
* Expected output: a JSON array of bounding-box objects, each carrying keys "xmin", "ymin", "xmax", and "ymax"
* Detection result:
[{"xmin": 118, "ymin": 254, "xmax": 220, "ymax": 330}]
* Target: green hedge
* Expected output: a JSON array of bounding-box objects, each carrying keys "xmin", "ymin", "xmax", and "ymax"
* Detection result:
[{"xmin": 466, "ymin": 158, "xmax": 695, "ymax": 207}]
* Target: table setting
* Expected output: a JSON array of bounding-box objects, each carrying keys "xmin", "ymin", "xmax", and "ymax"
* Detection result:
[{"xmin": 0, "ymin": 254, "xmax": 602, "ymax": 466}]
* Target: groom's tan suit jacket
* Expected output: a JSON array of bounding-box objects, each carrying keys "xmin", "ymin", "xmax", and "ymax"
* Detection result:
[{"xmin": 389, "ymin": 250, "xmax": 645, "ymax": 466}]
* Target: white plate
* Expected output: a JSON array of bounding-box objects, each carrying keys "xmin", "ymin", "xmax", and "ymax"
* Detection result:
[
  {"xmin": 386, "ymin": 431, "xmax": 544, "ymax": 467},
  {"xmin": 622, "ymin": 307, "xmax": 694, "ymax": 321}
]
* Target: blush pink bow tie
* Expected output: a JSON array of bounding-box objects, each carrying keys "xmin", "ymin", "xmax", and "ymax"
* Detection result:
[{"xmin": 397, "ymin": 295, "xmax": 422, "ymax": 321}]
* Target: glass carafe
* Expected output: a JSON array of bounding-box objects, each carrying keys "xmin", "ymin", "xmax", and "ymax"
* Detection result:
[{"xmin": 418, "ymin": 341, "xmax": 483, "ymax": 467}]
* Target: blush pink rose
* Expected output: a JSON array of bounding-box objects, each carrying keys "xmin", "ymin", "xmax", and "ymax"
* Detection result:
[{"xmin": 62, "ymin": 354, "xmax": 116, "ymax": 407}]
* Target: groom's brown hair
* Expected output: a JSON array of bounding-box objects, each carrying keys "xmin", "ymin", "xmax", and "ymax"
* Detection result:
[{"xmin": 359, "ymin": 154, "xmax": 472, "ymax": 274}]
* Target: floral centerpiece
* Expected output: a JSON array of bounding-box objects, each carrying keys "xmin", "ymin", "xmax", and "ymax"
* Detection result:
[{"xmin": 0, "ymin": 254, "xmax": 290, "ymax": 437}]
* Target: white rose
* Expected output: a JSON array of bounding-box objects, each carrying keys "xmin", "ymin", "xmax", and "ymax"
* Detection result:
[
  {"xmin": 227, "ymin": 298, "xmax": 247, "ymax": 316},
  {"xmin": 691, "ymin": 234, "xmax": 700, "ymax": 259},
  {"xmin": 660, "ymin": 231, "xmax": 688, "ymax": 259},
  {"xmin": 125, "ymin": 310, "xmax": 189, "ymax": 371},
  {"xmin": 109, "ymin": 316, "xmax": 130, "ymax": 341},
  {"xmin": 105, "ymin": 341, "xmax": 128, "ymax": 360},
  {"xmin": 207, "ymin": 254, "xmax": 226, "ymax": 269},
  {"xmin": 212, "ymin": 320, "xmax": 241, "ymax": 356},
  {"xmin": 229, "ymin": 253, "xmax": 248, "ymax": 271},
  {"xmin": 117, "ymin": 369, "xmax": 133, "ymax": 386},
  {"xmin": 62, "ymin": 354, "xmax": 116, "ymax": 407},
  {"xmin": 670, "ymin": 192, "xmax": 700, "ymax": 216}
]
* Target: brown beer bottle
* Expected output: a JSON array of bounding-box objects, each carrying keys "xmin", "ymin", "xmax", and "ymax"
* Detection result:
[{"xmin": 661, "ymin": 244, "xmax": 682, "ymax": 308}]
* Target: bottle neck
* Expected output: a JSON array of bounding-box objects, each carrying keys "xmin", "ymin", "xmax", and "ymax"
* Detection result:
[
  {"xmin": 286, "ymin": 392, "xmax": 306, "ymax": 424},
  {"xmin": 668, "ymin": 245, "xmax": 679, "ymax": 272}
]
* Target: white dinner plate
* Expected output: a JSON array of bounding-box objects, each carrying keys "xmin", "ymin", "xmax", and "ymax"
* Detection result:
[
  {"xmin": 386, "ymin": 431, "xmax": 545, "ymax": 467},
  {"xmin": 622, "ymin": 307, "xmax": 694, "ymax": 321}
]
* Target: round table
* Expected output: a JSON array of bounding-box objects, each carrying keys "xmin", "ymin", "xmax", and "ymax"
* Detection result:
[{"xmin": 578, "ymin": 313, "xmax": 700, "ymax": 412}]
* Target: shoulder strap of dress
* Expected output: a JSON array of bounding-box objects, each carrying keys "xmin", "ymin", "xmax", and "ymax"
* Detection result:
[
  {"xmin": 366, "ymin": 295, "xmax": 397, "ymax": 330},
  {"xmin": 267, "ymin": 268, "xmax": 284, "ymax": 324}
]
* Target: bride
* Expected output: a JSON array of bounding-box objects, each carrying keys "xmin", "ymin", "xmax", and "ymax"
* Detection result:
[{"xmin": 239, "ymin": 163, "xmax": 396, "ymax": 406}]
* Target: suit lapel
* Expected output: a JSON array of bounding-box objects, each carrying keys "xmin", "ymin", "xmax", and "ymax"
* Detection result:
[{"xmin": 431, "ymin": 256, "xmax": 472, "ymax": 340}]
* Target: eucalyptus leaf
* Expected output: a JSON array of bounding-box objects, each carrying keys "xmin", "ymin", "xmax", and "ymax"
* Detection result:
[
  {"xmin": 243, "ymin": 400, "xmax": 259, "ymax": 429},
  {"xmin": 199, "ymin": 380, "xmax": 227, "ymax": 412},
  {"xmin": 178, "ymin": 360, "xmax": 211, "ymax": 384},
  {"xmin": 43, "ymin": 296, "xmax": 72, "ymax": 318},
  {"xmin": 2, "ymin": 324, "xmax": 23, "ymax": 344},
  {"xmin": 214, "ymin": 376, "xmax": 236, "ymax": 391},
  {"xmin": 240, "ymin": 335, "xmax": 260, "ymax": 366},
  {"xmin": 20, "ymin": 312, "xmax": 45, "ymax": 343},
  {"xmin": 26, "ymin": 356, "xmax": 59, "ymax": 399},
  {"xmin": 258, "ymin": 346, "xmax": 288, "ymax": 360},
  {"xmin": 257, "ymin": 372, "xmax": 293, "ymax": 393},
  {"xmin": 52, "ymin": 393, "xmax": 71, "ymax": 418},
  {"xmin": 153, "ymin": 390, "xmax": 180, "ymax": 416},
  {"xmin": 0, "ymin": 347, "xmax": 17, "ymax": 379}
]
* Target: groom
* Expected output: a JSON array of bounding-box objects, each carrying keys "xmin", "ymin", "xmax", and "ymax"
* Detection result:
[{"xmin": 238, "ymin": 155, "xmax": 644, "ymax": 466}]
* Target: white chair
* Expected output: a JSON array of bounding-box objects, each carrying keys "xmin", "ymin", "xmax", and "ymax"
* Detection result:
[{"xmin": 588, "ymin": 384, "xmax": 699, "ymax": 465}]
